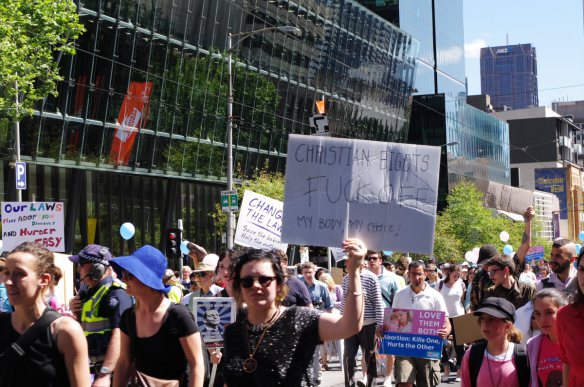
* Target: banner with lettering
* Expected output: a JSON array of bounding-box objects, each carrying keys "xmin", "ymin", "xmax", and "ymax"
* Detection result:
[
  {"xmin": 234, "ymin": 190, "xmax": 287, "ymax": 251},
  {"xmin": 1, "ymin": 202, "xmax": 65, "ymax": 252},
  {"xmin": 281, "ymin": 135, "xmax": 440, "ymax": 253},
  {"xmin": 535, "ymin": 168, "xmax": 567, "ymax": 219},
  {"xmin": 379, "ymin": 308, "xmax": 445, "ymax": 359},
  {"xmin": 110, "ymin": 81, "xmax": 153, "ymax": 166}
]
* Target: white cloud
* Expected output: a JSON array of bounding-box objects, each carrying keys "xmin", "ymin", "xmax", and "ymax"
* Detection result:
[{"xmin": 464, "ymin": 38, "xmax": 488, "ymax": 59}]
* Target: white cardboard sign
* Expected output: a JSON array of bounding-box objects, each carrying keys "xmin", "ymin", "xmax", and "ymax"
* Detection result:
[
  {"xmin": 234, "ymin": 190, "xmax": 288, "ymax": 251},
  {"xmin": 281, "ymin": 135, "xmax": 440, "ymax": 254},
  {"xmin": 1, "ymin": 202, "xmax": 65, "ymax": 252}
]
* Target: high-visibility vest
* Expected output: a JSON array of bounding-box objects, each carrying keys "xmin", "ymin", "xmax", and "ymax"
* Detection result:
[{"xmin": 81, "ymin": 280, "xmax": 125, "ymax": 336}]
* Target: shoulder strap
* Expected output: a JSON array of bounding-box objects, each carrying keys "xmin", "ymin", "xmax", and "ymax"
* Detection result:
[
  {"xmin": 541, "ymin": 278, "xmax": 555, "ymax": 289},
  {"xmin": 0, "ymin": 308, "xmax": 61, "ymax": 366},
  {"xmin": 468, "ymin": 341, "xmax": 487, "ymax": 387},
  {"xmin": 513, "ymin": 343, "xmax": 529, "ymax": 387},
  {"xmin": 439, "ymin": 280, "xmax": 444, "ymax": 291}
]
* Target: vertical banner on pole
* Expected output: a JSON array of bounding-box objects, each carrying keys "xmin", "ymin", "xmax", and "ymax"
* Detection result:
[{"xmin": 110, "ymin": 82, "xmax": 153, "ymax": 165}]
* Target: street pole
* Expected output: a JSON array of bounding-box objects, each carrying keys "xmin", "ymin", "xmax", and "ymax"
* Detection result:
[
  {"xmin": 226, "ymin": 33, "xmax": 234, "ymax": 249},
  {"xmin": 15, "ymin": 79, "xmax": 21, "ymax": 202}
]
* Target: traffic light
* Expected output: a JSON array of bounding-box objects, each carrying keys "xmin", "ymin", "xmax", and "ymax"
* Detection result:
[{"xmin": 164, "ymin": 228, "xmax": 182, "ymax": 260}]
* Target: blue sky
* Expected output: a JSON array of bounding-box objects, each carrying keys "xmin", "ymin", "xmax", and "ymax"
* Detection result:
[{"xmin": 463, "ymin": 0, "xmax": 584, "ymax": 108}]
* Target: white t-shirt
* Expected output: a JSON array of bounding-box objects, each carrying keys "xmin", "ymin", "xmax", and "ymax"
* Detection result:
[
  {"xmin": 393, "ymin": 283, "xmax": 449, "ymax": 317},
  {"xmin": 439, "ymin": 279, "xmax": 466, "ymax": 317}
]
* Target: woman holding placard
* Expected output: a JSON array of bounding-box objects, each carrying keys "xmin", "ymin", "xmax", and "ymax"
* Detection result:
[{"xmin": 221, "ymin": 239, "xmax": 366, "ymax": 386}]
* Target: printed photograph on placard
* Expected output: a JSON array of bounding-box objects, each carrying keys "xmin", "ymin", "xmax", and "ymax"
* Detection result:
[{"xmin": 191, "ymin": 297, "xmax": 236, "ymax": 347}]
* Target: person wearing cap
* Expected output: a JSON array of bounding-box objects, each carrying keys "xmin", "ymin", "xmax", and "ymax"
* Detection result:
[
  {"xmin": 483, "ymin": 255, "xmax": 535, "ymax": 310},
  {"xmin": 69, "ymin": 244, "xmax": 133, "ymax": 386},
  {"xmin": 112, "ymin": 245, "xmax": 205, "ymax": 386},
  {"xmin": 460, "ymin": 297, "xmax": 529, "ymax": 387},
  {"xmin": 536, "ymin": 238, "xmax": 578, "ymax": 293},
  {"xmin": 470, "ymin": 207, "xmax": 535, "ymax": 311}
]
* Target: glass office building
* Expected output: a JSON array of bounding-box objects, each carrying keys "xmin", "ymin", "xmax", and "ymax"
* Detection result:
[
  {"xmin": 357, "ymin": 0, "xmax": 466, "ymax": 97},
  {"xmin": 408, "ymin": 94, "xmax": 510, "ymax": 209},
  {"xmin": 0, "ymin": 0, "xmax": 418, "ymax": 253},
  {"xmin": 481, "ymin": 44, "xmax": 539, "ymax": 110}
]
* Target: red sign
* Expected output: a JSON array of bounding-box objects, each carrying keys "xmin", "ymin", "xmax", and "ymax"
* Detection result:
[{"xmin": 110, "ymin": 82, "xmax": 153, "ymax": 165}]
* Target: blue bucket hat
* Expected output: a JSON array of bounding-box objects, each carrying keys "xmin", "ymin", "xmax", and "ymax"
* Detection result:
[{"xmin": 111, "ymin": 245, "xmax": 171, "ymax": 293}]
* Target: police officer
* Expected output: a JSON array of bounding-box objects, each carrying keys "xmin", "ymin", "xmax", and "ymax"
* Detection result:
[{"xmin": 69, "ymin": 245, "xmax": 133, "ymax": 386}]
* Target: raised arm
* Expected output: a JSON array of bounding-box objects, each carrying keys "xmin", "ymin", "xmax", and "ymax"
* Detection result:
[
  {"xmin": 318, "ymin": 238, "xmax": 365, "ymax": 342},
  {"xmin": 515, "ymin": 206, "xmax": 535, "ymax": 263}
]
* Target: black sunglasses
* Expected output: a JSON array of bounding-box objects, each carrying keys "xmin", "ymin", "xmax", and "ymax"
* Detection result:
[
  {"xmin": 365, "ymin": 256, "xmax": 380, "ymax": 261},
  {"xmin": 240, "ymin": 276, "xmax": 276, "ymax": 288}
]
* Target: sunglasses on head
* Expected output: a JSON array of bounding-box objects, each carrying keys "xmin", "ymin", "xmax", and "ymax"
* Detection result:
[{"xmin": 240, "ymin": 276, "xmax": 276, "ymax": 288}]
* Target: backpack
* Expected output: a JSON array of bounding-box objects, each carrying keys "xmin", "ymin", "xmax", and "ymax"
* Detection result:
[
  {"xmin": 540, "ymin": 278, "xmax": 556, "ymax": 289},
  {"xmin": 468, "ymin": 341, "xmax": 529, "ymax": 387}
]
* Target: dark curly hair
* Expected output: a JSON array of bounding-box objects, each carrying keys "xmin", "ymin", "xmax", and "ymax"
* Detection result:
[{"xmin": 231, "ymin": 248, "xmax": 287, "ymax": 306}]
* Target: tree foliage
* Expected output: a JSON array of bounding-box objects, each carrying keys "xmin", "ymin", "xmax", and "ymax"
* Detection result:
[
  {"xmin": 0, "ymin": 0, "xmax": 84, "ymax": 120},
  {"xmin": 429, "ymin": 181, "xmax": 548, "ymax": 263},
  {"xmin": 212, "ymin": 168, "xmax": 285, "ymax": 237}
]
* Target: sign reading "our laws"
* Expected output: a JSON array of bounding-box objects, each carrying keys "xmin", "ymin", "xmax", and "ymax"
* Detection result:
[{"xmin": 281, "ymin": 135, "xmax": 440, "ymax": 254}]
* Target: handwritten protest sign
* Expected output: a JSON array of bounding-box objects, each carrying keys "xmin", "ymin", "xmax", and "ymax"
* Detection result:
[
  {"xmin": 379, "ymin": 308, "xmax": 445, "ymax": 359},
  {"xmin": 1, "ymin": 202, "xmax": 65, "ymax": 252},
  {"xmin": 281, "ymin": 135, "xmax": 440, "ymax": 253},
  {"xmin": 234, "ymin": 190, "xmax": 288, "ymax": 251},
  {"xmin": 190, "ymin": 297, "xmax": 236, "ymax": 347}
]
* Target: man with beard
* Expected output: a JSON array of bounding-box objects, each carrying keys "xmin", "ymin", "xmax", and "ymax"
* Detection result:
[
  {"xmin": 536, "ymin": 238, "xmax": 578, "ymax": 293},
  {"xmin": 392, "ymin": 261, "xmax": 450, "ymax": 387}
]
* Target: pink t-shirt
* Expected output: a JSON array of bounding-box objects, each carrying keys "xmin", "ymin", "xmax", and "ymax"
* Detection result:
[
  {"xmin": 536, "ymin": 335, "xmax": 563, "ymax": 386},
  {"xmin": 461, "ymin": 343, "xmax": 519, "ymax": 387}
]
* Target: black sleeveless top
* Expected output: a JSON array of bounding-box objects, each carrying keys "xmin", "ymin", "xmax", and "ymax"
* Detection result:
[{"xmin": 0, "ymin": 311, "xmax": 70, "ymax": 387}]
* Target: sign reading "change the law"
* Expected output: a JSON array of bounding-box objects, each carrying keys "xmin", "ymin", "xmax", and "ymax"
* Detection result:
[
  {"xmin": 1, "ymin": 202, "xmax": 65, "ymax": 252},
  {"xmin": 281, "ymin": 135, "xmax": 440, "ymax": 253}
]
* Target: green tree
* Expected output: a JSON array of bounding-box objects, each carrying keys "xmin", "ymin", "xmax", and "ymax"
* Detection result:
[
  {"xmin": 0, "ymin": 0, "xmax": 84, "ymax": 120},
  {"xmin": 212, "ymin": 168, "xmax": 285, "ymax": 237},
  {"xmin": 431, "ymin": 181, "xmax": 548, "ymax": 262}
]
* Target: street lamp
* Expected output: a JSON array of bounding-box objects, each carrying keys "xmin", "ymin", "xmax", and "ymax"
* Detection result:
[{"xmin": 226, "ymin": 25, "xmax": 301, "ymax": 249}]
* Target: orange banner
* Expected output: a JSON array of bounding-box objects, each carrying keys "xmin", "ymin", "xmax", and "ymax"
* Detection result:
[
  {"xmin": 315, "ymin": 99, "xmax": 326, "ymax": 114},
  {"xmin": 110, "ymin": 82, "xmax": 153, "ymax": 165}
]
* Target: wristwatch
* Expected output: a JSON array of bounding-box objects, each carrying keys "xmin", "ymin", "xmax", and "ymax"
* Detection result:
[{"xmin": 99, "ymin": 366, "xmax": 113, "ymax": 375}]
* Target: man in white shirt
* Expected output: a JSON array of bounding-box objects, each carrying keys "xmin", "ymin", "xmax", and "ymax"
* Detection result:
[{"xmin": 392, "ymin": 261, "xmax": 450, "ymax": 387}]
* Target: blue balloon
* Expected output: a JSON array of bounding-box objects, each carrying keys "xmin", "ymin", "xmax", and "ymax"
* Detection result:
[
  {"xmin": 180, "ymin": 240, "xmax": 190, "ymax": 255},
  {"xmin": 383, "ymin": 250, "xmax": 393, "ymax": 256},
  {"xmin": 120, "ymin": 222, "xmax": 135, "ymax": 240},
  {"xmin": 579, "ymin": 231, "xmax": 584, "ymax": 242},
  {"xmin": 503, "ymin": 244, "xmax": 513, "ymax": 256},
  {"xmin": 576, "ymin": 244, "xmax": 582, "ymax": 255}
]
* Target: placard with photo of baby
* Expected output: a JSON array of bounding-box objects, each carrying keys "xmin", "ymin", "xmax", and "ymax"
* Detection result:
[{"xmin": 380, "ymin": 308, "xmax": 446, "ymax": 359}]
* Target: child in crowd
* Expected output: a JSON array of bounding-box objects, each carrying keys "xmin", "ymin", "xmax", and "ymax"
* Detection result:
[
  {"xmin": 527, "ymin": 288, "xmax": 568, "ymax": 387},
  {"xmin": 461, "ymin": 297, "xmax": 528, "ymax": 387}
]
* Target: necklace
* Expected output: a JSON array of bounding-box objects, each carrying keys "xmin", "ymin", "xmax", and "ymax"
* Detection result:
[
  {"xmin": 486, "ymin": 342, "xmax": 509, "ymax": 387},
  {"xmin": 242, "ymin": 308, "xmax": 281, "ymax": 373}
]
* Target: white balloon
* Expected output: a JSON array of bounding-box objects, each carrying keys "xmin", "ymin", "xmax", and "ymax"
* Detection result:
[{"xmin": 499, "ymin": 231, "xmax": 510, "ymax": 243}]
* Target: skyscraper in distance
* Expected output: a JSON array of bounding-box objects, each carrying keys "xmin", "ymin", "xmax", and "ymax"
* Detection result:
[{"xmin": 480, "ymin": 44, "xmax": 539, "ymax": 110}]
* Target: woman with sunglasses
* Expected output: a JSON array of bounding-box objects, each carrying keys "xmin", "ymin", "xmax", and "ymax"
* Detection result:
[
  {"xmin": 222, "ymin": 238, "xmax": 366, "ymax": 386},
  {"xmin": 0, "ymin": 242, "xmax": 90, "ymax": 386},
  {"xmin": 112, "ymin": 245, "xmax": 205, "ymax": 387}
]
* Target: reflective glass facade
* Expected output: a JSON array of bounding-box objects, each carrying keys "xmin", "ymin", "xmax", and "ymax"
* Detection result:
[
  {"xmin": 408, "ymin": 94, "xmax": 510, "ymax": 209},
  {"xmin": 480, "ymin": 44, "xmax": 539, "ymax": 110},
  {"xmin": 0, "ymin": 0, "xmax": 418, "ymax": 253},
  {"xmin": 357, "ymin": 0, "xmax": 466, "ymax": 96}
]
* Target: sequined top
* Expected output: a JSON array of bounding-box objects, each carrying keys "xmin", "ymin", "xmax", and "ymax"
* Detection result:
[{"xmin": 223, "ymin": 306, "xmax": 322, "ymax": 386}]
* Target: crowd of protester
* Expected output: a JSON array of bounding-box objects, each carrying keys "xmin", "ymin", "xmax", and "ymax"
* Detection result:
[{"xmin": 1, "ymin": 206, "xmax": 584, "ymax": 386}]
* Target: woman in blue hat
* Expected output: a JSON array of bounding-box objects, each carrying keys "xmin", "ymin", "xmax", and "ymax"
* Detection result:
[{"xmin": 112, "ymin": 245, "xmax": 205, "ymax": 387}]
